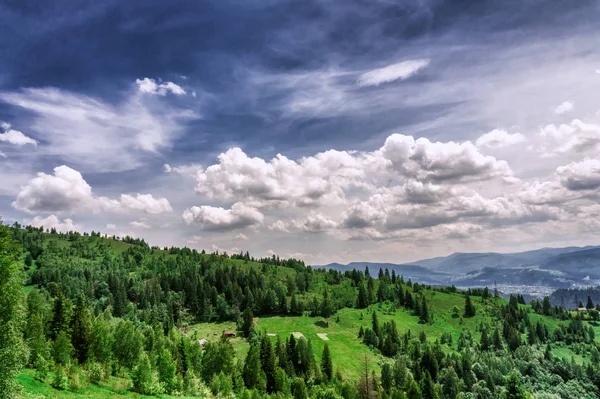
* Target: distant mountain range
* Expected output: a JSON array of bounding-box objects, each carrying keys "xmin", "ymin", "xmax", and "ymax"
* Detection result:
[{"xmin": 314, "ymin": 245, "xmax": 600, "ymax": 297}]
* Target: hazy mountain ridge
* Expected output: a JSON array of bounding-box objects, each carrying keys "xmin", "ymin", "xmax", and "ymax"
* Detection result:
[
  {"xmin": 315, "ymin": 245, "xmax": 600, "ymax": 296},
  {"xmin": 313, "ymin": 262, "xmax": 450, "ymax": 285}
]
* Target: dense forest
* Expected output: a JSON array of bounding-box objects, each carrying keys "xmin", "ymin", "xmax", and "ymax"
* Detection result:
[{"xmin": 2, "ymin": 220, "xmax": 600, "ymax": 399}]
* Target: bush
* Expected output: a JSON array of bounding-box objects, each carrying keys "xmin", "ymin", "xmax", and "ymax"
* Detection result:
[
  {"xmin": 52, "ymin": 365, "xmax": 69, "ymax": 390},
  {"xmin": 33, "ymin": 354, "xmax": 51, "ymax": 382},
  {"xmin": 69, "ymin": 366, "xmax": 88, "ymax": 392},
  {"xmin": 89, "ymin": 363, "xmax": 103, "ymax": 385}
]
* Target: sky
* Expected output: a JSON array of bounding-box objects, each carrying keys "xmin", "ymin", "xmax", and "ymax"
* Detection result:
[{"xmin": 2, "ymin": 0, "xmax": 600, "ymax": 265}]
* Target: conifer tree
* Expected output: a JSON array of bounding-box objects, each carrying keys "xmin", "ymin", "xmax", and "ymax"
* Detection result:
[
  {"xmin": 287, "ymin": 334, "xmax": 299, "ymax": 374},
  {"xmin": 132, "ymin": 352, "xmax": 153, "ymax": 395},
  {"xmin": 53, "ymin": 330, "xmax": 73, "ymax": 366},
  {"xmin": 587, "ymin": 296, "xmax": 594, "ymax": 310},
  {"xmin": 243, "ymin": 342, "xmax": 261, "ymax": 389},
  {"xmin": 240, "ymin": 307, "xmax": 254, "ymax": 338},
  {"xmin": 357, "ymin": 282, "xmax": 369, "ymax": 308},
  {"xmin": 464, "ymin": 295, "xmax": 476, "ymax": 318},
  {"xmin": 419, "ymin": 296, "xmax": 429, "ymax": 324},
  {"xmin": 493, "ymin": 328, "xmax": 504, "ymax": 351},
  {"xmin": 292, "ymin": 377, "xmax": 308, "ymax": 399},
  {"xmin": 372, "ymin": 311, "xmax": 380, "ymax": 336},
  {"xmin": 421, "ymin": 371, "xmax": 437, "ymax": 399},
  {"xmin": 321, "ymin": 344, "xmax": 333, "ymax": 382},
  {"xmin": 290, "ymin": 294, "xmax": 299, "ymax": 314},
  {"xmin": 50, "ymin": 293, "xmax": 70, "ymax": 340},
  {"xmin": 260, "ymin": 334, "xmax": 277, "ymax": 393},
  {"xmin": 381, "ymin": 363, "xmax": 393, "ymax": 394},
  {"xmin": 504, "ymin": 372, "xmax": 527, "ymax": 399},
  {"xmin": 480, "ymin": 328, "xmax": 490, "ymax": 351},
  {"xmin": 71, "ymin": 294, "xmax": 92, "ymax": 364},
  {"xmin": 405, "ymin": 372, "xmax": 421, "ymax": 399},
  {"xmin": 158, "ymin": 347, "xmax": 177, "ymax": 394}
]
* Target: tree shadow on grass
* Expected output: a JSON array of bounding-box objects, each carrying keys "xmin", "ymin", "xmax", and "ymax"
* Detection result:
[{"xmin": 314, "ymin": 320, "xmax": 329, "ymax": 328}]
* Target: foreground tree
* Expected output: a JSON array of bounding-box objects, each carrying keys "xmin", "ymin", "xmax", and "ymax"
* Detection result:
[
  {"xmin": 260, "ymin": 334, "xmax": 277, "ymax": 393},
  {"xmin": 321, "ymin": 344, "xmax": 333, "ymax": 382},
  {"xmin": 71, "ymin": 294, "xmax": 92, "ymax": 364},
  {"xmin": 132, "ymin": 352, "xmax": 154, "ymax": 395},
  {"xmin": 0, "ymin": 223, "xmax": 27, "ymax": 399},
  {"xmin": 464, "ymin": 295, "xmax": 476, "ymax": 318},
  {"xmin": 243, "ymin": 342, "xmax": 261, "ymax": 389},
  {"xmin": 240, "ymin": 307, "xmax": 254, "ymax": 338},
  {"xmin": 358, "ymin": 355, "xmax": 375, "ymax": 399},
  {"xmin": 504, "ymin": 372, "xmax": 528, "ymax": 399}
]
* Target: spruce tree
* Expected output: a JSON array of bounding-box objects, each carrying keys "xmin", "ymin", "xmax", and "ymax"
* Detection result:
[
  {"xmin": 71, "ymin": 294, "xmax": 92, "ymax": 364},
  {"xmin": 292, "ymin": 377, "xmax": 308, "ymax": 399},
  {"xmin": 240, "ymin": 307, "xmax": 254, "ymax": 338},
  {"xmin": 50, "ymin": 293, "xmax": 70, "ymax": 340},
  {"xmin": 587, "ymin": 296, "xmax": 594, "ymax": 310},
  {"xmin": 287, "ymin": 334, "xmax": 299, "ymax": 374},
  {"xmin": 53, "ymin": 330, "xmax": 73, "ymax": 366},
  {"xmin": 419, "ymin": 296, "xmax": 429, "ymax": 324},
  {"xmin": 243, "ymin": 342, "xmax": 261, "ymax": 389},
  {"xmin": 157, "ymin": 347, "xmax": 177, "ymax": 394},
  {"xmin": 381, "ymin": 363, "xmax": 393, "ymax": 394},
  {"xmin": 321, "ymin": 344, "xmax": 333, "ymax": 382},
  {"xmin": 372, "ymin": 311, "xmax": 380, "ymax": 336},
  {"xmin": 132, "ymin": 352, "xmax": 153, "ymax": 395},
  {"xmin": 480, "ymin": 328, "xmax": 490, "ymax": 351},
  {"xmin": 421, "ymin": 371, "xmax": 437, "ymax": 399},
  {"xmin": 357, "ymin": 282, "xmax": 369, "ymax": 308},
  {"xmin": 260, "ymin": 334, "xmax": 277, "ymax": 393},
  {"xmin": 290, "ymin": 295, "xmax": 299, "ymax": 314},
  {"xmin": 493, "ymin": 328, "xmax": 504, "ymax": 351},
  {"xmin": 504, "ymin": 372, "xmax": 527, "ymax": 399},
  {"xmin": 464, "ymin": 295, "xmax": 476, "ymax": 318}
]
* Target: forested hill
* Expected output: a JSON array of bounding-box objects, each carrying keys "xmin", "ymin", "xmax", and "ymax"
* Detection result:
[{"xmin": 2, "ymin": 222, "xmax": 600, "ymax": 399}]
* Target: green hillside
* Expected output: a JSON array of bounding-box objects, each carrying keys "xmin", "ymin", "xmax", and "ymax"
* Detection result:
[{"xmin": 2, "ymin": 223, "xmax": 600, "ymax": 399}]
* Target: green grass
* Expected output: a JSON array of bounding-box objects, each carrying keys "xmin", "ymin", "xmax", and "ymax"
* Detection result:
[
  {"xmin": 18, "ymin": 369, "xmax": 194, "ymax": 399},
  {"xmin": 183, "ymin": 321, "xmax": 250, "ymax": 359},
  {"xmin": 552, "ymin": 345, "xmax": 586, "ymax": 365},
  {"xmin": 181, "ymin": 293, "xmax": 505, "ymax": 381},
  {"xmin": 257, "ymin": 311, "xmax": 376, "ymax": 380}
]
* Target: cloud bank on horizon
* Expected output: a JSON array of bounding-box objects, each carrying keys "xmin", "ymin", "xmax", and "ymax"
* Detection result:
[{"xmin": 1, "ymin": 0, "xmax": 600, "ymax": 265}]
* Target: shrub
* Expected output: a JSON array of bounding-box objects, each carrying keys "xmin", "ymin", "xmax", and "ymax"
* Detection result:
[
  {"xmin": 52, "ymin": 365, "xmax": 69, "ymax": 390},
  {"xmin": 89, "ymin": 363, "xmax": 103, "ymax": 385},
  {"xmin": 69, "ymin": 366, "xmax": 88, "ymax": 392}
]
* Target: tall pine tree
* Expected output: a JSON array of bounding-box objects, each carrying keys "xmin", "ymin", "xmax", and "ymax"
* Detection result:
[
  {"xmin": 321, "ymin": 344, "xmax": 333, "ymax": 382},
  {"xmin": 71, "ymin": 294, "xmax": 92, "ymax": 364},
  {"xmin": 260, "ymin": 334, "xmax": 277, "ymax": 393}
]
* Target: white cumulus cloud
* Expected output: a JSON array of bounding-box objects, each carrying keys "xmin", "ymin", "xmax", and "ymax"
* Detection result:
[
  {"xmin": 13, "ymin": 165, "xmax": 173, "ymax": 215},
  {"xmin": 182, "ymin": 202, "xmax": 264, "ymax": 231},
  {"xmin": 136, "ymin": 78, "xmax": 186, "ymax": 96},
  {"xmin": 28, "ymin": 214, "xmax": 80, "ymax": 232},
  {"xmin": 556, "ymin": 158, "xmax": 600, "ymax": 190}
]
